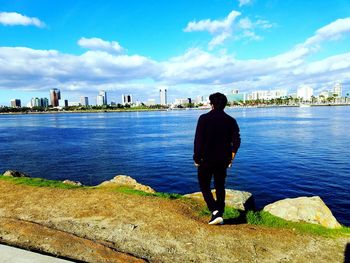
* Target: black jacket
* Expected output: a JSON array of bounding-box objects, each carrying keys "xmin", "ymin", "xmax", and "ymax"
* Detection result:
[{"xmin": 193, "ymin": 109, "xmax": 241, "ymax": 165}]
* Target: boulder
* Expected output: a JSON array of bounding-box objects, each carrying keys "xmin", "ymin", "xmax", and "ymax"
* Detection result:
[
  {"xmin": 62, "ymin": 180, "xmax": 83, "ymax": 186},
  {"xmin": 263, "ymin": 196, "xmax": 341, "ymax": 229},
  {"xmin": 3, "ymin": 170, "xmax": 30, "ymax": 178},
  {"xmin": 98, "ymin": 175, "xmax": 155, "ymax": 194},
  {"xmin": 184, "ymin": 189, "xmax": 255, "ymax": 211}
]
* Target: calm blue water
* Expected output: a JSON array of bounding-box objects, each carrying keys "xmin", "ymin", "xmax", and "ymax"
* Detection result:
[{"xmin": 0, "ymin": 107, "xmax": 349, "ymax": 225}]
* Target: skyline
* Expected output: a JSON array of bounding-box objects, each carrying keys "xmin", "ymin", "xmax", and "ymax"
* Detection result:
[{"xmin": 1, "ymin": 0, "xmax": 350, "ymax": 105}]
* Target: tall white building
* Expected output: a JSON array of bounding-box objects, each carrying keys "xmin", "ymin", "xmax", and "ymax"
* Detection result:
[
  {"xmin": 249, "ymin": 89, "xmax": 286, "ymax": 100},
  {"xmin": 80, "ymin": 96, "xmax": 89, "ymax": 106},
  {"xmin": 99, "ymin": 90, "xmax": 107, "ymax": 105},
  {"xmin": 122, "ymin": 94, "xmax": 133, "ymax": 105},
  {"xmin": 297, "ymin": 85, "xmax": 313, "ymax": 101},
  {"xmin": 159, "ymin": 88, "xmax": 167, "ymax": 105},
  {"xmin": 333, "ymin": 82, "xmax": 342, "ymax": 97},
  {"xmin": 96, "ymin": 95, "xmax": 104, "ymax": 106}
]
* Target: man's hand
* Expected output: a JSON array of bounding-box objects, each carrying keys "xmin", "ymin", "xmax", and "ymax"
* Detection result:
[
  {"xmin": 228, "ymin": 152, "xmax": 236, "ymax": 168},
  {"xmin": 194, "ymin": 162, "xmax": 200, "ymax": 167}
]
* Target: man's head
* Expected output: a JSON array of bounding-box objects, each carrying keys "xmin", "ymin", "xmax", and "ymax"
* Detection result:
[{"xmin": 209, "ymin": 92, "xmax": 228, "ymax": 111}]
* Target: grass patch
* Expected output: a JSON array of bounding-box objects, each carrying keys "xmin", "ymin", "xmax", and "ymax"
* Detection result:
[
  {"xmin": 0, "ymin": 175, "xmax": 82, "ymax": 189},
  {"xmin": 113, "ymin": 186, "xmax": 183, "ymax": 200},
  {"xmin": 199, "ymin": 206, "xmax": 241, "ymax": 219},
  {"xmin": 246, "ymin": 210, "xmax": 350, "ymax": 237}
]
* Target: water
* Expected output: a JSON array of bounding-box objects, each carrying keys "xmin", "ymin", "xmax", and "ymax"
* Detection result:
[{"xmin": 0, "ymin": 106, "xmax": 349, "ymax": 225}]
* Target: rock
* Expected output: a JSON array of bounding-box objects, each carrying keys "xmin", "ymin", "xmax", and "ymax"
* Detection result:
[
  {"xmin": 263, "ymin": 196, "xmax": 341, "ymax": 229},
  {"xmin": 2, "ymin": 170, "xmax": 30, "ymax": 178},
  {"xmin": 184, "ymin": 189, "xmax": 255, "ymax": 211},
  {"xmin": 98, "ymin": 175, "xmax": 155, "ymax": 194},
  {"xmin": 62, "ymin": 180, "xmax": 83, "ymax": 186}
]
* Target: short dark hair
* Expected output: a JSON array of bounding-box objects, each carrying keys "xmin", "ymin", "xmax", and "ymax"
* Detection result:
[{"xmin": 209, "ymin": 92, "xmax": 227, "ymax": 110}]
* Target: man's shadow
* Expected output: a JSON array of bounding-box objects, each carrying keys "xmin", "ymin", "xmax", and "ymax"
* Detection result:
[
  {"xmin": 345, "ymin": 243, "xmax": 350, "ymax": 263},
  {"xmin": 223, "ymin": 211, "xmax": 247, "ymax": 225},
  {"xmin": 223, "ymin": 197, "xmax": 255, "ymax": 225}
]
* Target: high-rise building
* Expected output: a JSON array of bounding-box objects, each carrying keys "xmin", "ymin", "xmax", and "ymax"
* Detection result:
[
  {"xmin": 10, "ymin": 99, "xmax": 21, "ymax": 108},
  {"xmin": 80, "ymin": 96, "xmax": 89, "ymax": 107},
  {"xmin": 31, "ymin": 97, "xmax": 40, "ymax": 107},
  {"xmin": 50, "ymin": 89, "xmax": 61, "ymax": 107},
  {"xmin": 297, "ymin": 85, "xmax": 313, "ymax": 101},
  {"xmin": 193, "ymin": 96, "xmax": 204, "ymax": 104},
  {"xmin": 227, "ymin": 90, "xmax": 246, "ymax": 103},
  {"xmin": 31, "ymin": 97, "xmax": 49, "ymax": 108},
  {"xmin": 99, "ymin": 90, "xmax": 107, "ymax": 105},
  {"xmin": 333, "ymin": 82, "xmax": 342, "ymax": 97},
  {"xmin": 96, "ymin": 95, "xmax": 104, "ymax": 106},
  {"xmin": 41, "ymin": 98, "xmax": 49, "ymax": 108},
  {"xmin": 122, "ymin": 94, "xmax": 133, "ymax": 105},
  {"xmin": 249, "ymin": 89, "xmax": 286, "ymax": 100},
  {"xmin": 174, "ymin": 98, "xmax": 191, "ymax": 105},
  {"xmin": 159, "ymin": 88, "xmax": 167, "ymax": 105}
]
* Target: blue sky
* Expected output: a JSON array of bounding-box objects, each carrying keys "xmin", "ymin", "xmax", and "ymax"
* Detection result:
[{"xmin": 1, "ymin": 0, "xmax": 350, "ymax": 105}]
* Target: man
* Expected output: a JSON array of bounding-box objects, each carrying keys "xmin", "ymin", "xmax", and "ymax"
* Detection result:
[{"xmin": 194, "ymin": 92, "xmax": 241, "ymax": 225}]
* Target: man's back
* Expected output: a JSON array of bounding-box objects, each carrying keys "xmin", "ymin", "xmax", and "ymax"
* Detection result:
[{"xmin": 194, "ymin": 109, "xmax": 240, "ymax": 165}]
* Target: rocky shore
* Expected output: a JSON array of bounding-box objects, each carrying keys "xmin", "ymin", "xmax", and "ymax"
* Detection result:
[{"xmin": 0, "ymin": 171, "xmax": 349, "ymax": 262}]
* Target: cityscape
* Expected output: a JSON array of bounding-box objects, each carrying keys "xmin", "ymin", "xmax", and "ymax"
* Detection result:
[{"xmin": 3, "ymin": 81, "xmax": 349, "ymax": 111}]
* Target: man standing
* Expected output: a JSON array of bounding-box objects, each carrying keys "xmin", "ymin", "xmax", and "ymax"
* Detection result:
[{"xmin": 194, "ymin": 92, "xmax": 241, "ymax": 225}]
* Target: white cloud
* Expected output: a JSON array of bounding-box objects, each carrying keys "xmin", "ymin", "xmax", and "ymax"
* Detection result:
[
  {"xmin": 1, "ymin": 18, "xmax": 350, "ymax": 100},
  {"xmin": 238, "ymin": 0, "xmax": 252, "ymax": 7},
  {"xmin": 0, "ymin": 12, "xmax": 45, "ymax": 27},
  {"xmin": 236, "ymin": 17, "xmax": 275, "ymax": 41},
  {"xmin": 208, "ymin": 32, "xmax": 231, "ymax": 50},
  {"xmin": 238, "ymin": 17, "xmax": 253, "ymax": 29},
  {"xmin": 184, "ymin": 10, "xmax": 241, "ymax": 34},
  {"xmin": 0, "ymin": 45, "xmax": 159, "ymax": 93},
  {"xmin": 161, "ymin": 18, "xmax": 350, "ymax": 93},
  {"xmin": 184, "ymin": 11, "xmax": 241, "ymax": 49},
  {"xmin": 184, "ymin": 11, "xmax": 274, "ymax": 48},
  {"xmin": 304, "ymin": 18, "xmax": 350, "ymax": 47},
  {"xmin": 78, "ymin": 37, "xmax": 123, "ymax": 54}
]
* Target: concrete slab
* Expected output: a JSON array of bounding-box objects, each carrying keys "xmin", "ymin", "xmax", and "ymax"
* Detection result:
[{"xmin": 0, "ymin": 244, "xmax": 73, "ymax": 263}]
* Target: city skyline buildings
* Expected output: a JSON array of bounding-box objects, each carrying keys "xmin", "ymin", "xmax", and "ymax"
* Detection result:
[{"xmin": 4, "ymin": 79, "xmax": 350, "ymax": 108}]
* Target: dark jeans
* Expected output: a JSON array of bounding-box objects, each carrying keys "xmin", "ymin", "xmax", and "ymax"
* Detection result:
[{"xmin": 198, "ymin": 163, "xmax": 227, "ymax": 215}]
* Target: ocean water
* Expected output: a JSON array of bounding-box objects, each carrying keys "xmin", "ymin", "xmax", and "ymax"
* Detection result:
[{"xmin": 0, "ymin": 106, "xmax": 349, "ymax": 225}]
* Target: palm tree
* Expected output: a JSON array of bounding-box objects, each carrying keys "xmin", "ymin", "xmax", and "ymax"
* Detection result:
[{"xmin": 311, "ymin": 95, "xmax": 317, "ymax": 104}]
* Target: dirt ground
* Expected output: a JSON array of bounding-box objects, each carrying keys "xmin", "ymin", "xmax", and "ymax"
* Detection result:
[{"xmin": 0, "ymin": 180, "xmax": 349, "ymax": 263}]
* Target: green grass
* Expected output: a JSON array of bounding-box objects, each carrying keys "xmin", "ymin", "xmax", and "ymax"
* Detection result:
[
  {"xmin": 246, "ymin": 210, "xmax": 350, "ymax": 237},
  {"xmin": 0, "ymin": 175, "xmax": 82, "ymax": 189},
  {"xmin": 113, "ymin": 186, "xmax": 183, "ymax": 200},
  {"xmin": 199, "ymin": 206, "xmax": 241, "ymax": 219}
]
